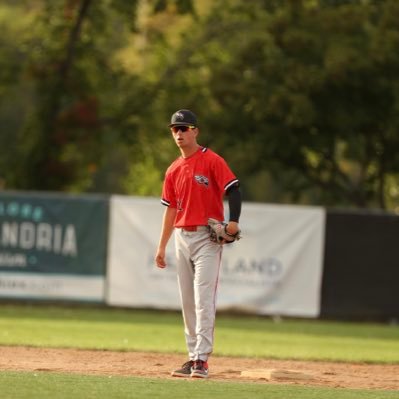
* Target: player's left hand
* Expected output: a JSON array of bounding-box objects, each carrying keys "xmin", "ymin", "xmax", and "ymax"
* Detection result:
[
  {"xmin": 226, "ymin": 221, "xmax": 240, "ymax": 236},
  {"xmin": 208, "ymin": 218, "xmax": 241, "ymax": 245}
]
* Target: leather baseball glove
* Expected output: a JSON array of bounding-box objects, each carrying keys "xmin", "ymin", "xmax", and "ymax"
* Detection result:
[{"xmin": 208, "ymin": 218, "xmax": 241, "ymax": 244}]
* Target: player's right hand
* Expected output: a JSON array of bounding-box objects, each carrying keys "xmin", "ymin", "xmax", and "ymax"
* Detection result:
[{"xmin": 155, "ymin": 248, "xmax": 167, "ymax": 268}]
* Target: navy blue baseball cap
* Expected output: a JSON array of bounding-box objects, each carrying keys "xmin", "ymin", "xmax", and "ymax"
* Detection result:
[{"xmin": 169, "ymin": 109, "xmax": 198, "ymax": 127}]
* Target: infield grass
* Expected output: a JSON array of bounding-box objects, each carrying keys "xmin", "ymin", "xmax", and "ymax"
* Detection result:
[
  {"xmin": 1, "ymin": 303, "xmax": 399, "ymax": 399},
  {"xmin": 0, "ymin": 303, "xmax": 398, "ymax": 363},
  {"xmin": 0, "ymin": 371, "xmax": 398, "ymax": 399}
]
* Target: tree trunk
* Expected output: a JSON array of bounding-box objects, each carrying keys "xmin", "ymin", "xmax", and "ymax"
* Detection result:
[{"xmin": 35, "ymin": 0, "xmax": 93, "ymax": 190}]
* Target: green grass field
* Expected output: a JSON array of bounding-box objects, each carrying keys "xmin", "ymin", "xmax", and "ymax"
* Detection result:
[
  {"xmin": 1, "ymin": 372, "xmax": 399, "ymax": 399},
  {"xmin": 0, "ymin": 372, "xmax": 399, "ymax": 399},
  {"xmin": 0, "ymin": 303, "xmax": 398, "ymax": 399}
]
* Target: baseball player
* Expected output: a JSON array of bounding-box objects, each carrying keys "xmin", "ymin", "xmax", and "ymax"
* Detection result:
[{"xmin": 155, "ymin": 109, "xmax": 242, "ymax": 378}]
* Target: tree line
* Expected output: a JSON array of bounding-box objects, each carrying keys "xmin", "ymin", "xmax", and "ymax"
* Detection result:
[{"xmin": 1, "ymin": 0, "xmax": 399, "ymax": 210}]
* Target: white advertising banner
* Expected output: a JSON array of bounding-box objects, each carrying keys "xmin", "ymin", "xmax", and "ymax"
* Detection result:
[
  {"xmin": 0, "ymin": 273, "xmax": 104, "ymax": 301},
  {"xmin": 106, "ymin": 196, "xmax": 325, "ymax": 317}
]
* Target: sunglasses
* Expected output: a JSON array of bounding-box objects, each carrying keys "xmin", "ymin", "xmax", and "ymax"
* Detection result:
[{"xmin": 171, "ymin": 125, "xmax": 195, "ymax": 133}]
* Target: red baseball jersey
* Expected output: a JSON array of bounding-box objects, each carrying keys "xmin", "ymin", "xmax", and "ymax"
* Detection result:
[{"xmin": 161, "ymin": 147, "xmax": 239, "ymax": 227}]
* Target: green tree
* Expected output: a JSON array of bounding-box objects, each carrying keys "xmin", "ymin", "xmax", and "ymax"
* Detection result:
[
  {"xmin": 3, "ymin": 0, "xmax": 399, "ymax": 209},
  {"xmin": 14, "ymin": 0, "xmax": 141, "ymax": 191},
  {"xmin": 263, "ymin": 0, "xmax": 399, "ymax": 208},
  {"xmin": 0, "ymin": 3, "xmax": 37, "ymax": 190},
  {"xmin": 0, "ymin": 0, "xmax": 195, "ymax": 194},
  {"xmin": 150, "ymin": 0, "xmax": 399, "ymax": 209}
]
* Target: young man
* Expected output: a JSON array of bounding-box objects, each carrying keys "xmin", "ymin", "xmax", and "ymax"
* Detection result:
[{"xmin": 155, "ymin": 109, "xmax": 241, "ymax": 378}]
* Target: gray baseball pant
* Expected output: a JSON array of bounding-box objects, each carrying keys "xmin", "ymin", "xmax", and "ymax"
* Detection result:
[{"xmin": 175, "ymin": 227, "xmax": 223, "ymax": 362}]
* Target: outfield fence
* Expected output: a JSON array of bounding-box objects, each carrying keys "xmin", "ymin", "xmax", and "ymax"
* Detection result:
[{"xmin": 0, "ymin": 191, "xmax": 397, "ymax": 321}]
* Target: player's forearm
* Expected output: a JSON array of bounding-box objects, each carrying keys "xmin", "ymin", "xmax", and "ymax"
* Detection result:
[
  {"xmin": 227, "ymin": 185, "xmax": 241, "ymax": 223},
  {"xmin": 226, "ymin": 185, "xmax": 241, "ymax": 235}
]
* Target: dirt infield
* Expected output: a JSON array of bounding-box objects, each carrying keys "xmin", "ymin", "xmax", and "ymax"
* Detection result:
[{"xmin": 1, "ymin": 346, "xmax": 398, "ymax": 390}]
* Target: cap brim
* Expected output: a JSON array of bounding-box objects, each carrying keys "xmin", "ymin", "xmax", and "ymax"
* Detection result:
[{"xmin": 169, "ymin": 122, "xmax": 196, "ymax": 127}]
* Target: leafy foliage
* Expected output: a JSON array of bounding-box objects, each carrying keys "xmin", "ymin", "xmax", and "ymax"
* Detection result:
[
  {"xmin": 1, "ymin": 0, "xmax": 399, "ymax": 209},
  {"xmin": 151, "ymin": 0, "xmax": 399, "ymax": 208}
]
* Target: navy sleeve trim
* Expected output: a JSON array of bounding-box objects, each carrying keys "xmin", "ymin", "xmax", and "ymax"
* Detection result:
[
  {"xmin": 224, "ymin": 179, "xmax": 240, "ymax": 192},
  {"xmin": 161, "ymin": 199, "xmax": 170, "ymax": 207}
]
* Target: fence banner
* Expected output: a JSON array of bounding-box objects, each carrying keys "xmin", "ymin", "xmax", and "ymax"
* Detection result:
[
  {"xmin": 0, "ymin": 192, "xmax": 108, "ymax": 301},
  {"xmin": 217, "ymin": 203, "xmax": 325, "ymax": 317},
  {"xmin": 107, "ymin": 196, "xmax": 325, "ymax": 317}
]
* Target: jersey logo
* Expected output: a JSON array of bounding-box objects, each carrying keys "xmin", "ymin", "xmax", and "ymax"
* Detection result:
[{"xmin": 195, "ymin": 175, "xmax": 209, "ymax": 187}]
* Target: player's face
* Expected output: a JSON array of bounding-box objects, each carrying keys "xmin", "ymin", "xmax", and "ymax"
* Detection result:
[{"xmin": 171, "ymin": 126, "xmax": 198, "ymax": 149}]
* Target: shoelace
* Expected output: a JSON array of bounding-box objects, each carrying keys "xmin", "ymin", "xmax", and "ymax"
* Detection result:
[{"xmin": 182, "ymin": 361, "xmax": 194, "ymax": 370}]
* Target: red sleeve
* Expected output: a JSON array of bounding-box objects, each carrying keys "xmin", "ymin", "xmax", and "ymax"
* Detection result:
[
  {"xmin": 161, "ymin": 172, "xmax": 177, "ymax": 208},
  {"xmin": 212, "ymin": 155, "xmax": 239, "ymax": 192}
]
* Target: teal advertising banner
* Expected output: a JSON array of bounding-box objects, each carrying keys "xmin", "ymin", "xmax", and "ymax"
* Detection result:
[{"xmin": 0, "ymin": 191, "xmax": 108, "ymax": 302}]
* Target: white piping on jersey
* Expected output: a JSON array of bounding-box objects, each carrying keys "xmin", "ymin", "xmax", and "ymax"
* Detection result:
[
  {"xmin": 224, "ymin": 179, "xmax": 239, "ymax": 191},
  {"xmin": 161, "ymin": 199, "xmax": 170, "ymax": 206}
]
